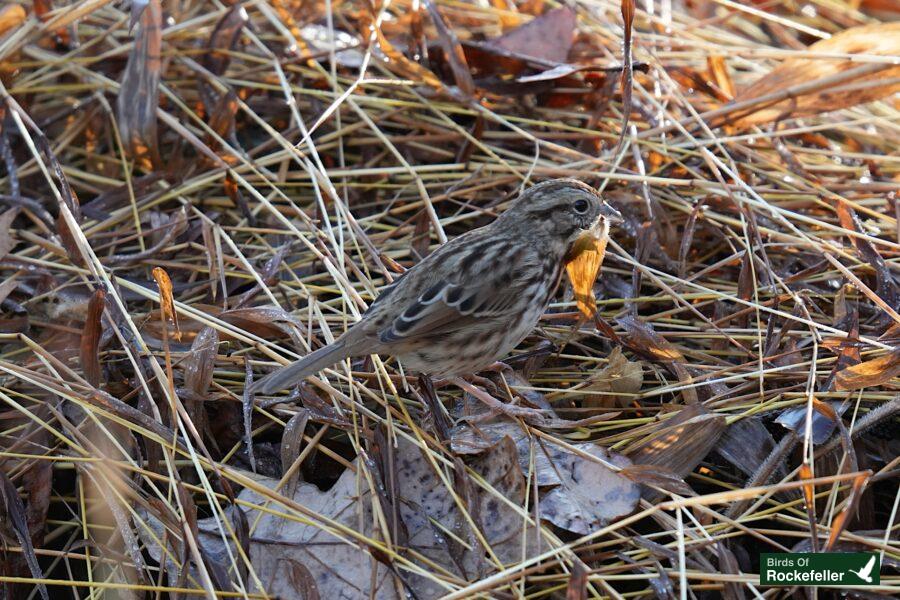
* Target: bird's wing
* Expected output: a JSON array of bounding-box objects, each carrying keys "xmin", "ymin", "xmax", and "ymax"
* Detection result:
[{"xmin": 377, "ymin": 273, "xmax": 544, "ymax": 344}]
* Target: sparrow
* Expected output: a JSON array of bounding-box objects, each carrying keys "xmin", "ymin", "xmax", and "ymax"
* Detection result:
[{"xmin": 254, "ymin": 179, "xmax": 622, "ymax": 394}]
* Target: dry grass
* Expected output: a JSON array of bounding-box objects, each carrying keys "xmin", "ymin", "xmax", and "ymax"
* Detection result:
[{"xmin": 0, "ymin": 0, "xmax": 898, "ymax": 598}]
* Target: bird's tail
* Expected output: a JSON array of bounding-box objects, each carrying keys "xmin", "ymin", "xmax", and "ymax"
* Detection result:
[{"xmin": 253, "ymin": 339, "xmax": 351, "ymax": 394}]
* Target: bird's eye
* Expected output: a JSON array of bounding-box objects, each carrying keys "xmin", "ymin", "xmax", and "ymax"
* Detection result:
[{"xmin": 573, "ymin": 199, "xmax": 590, "ymax": 214}]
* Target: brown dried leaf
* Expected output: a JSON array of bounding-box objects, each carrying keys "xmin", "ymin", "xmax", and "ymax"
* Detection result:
[
  {"xmin": 706, "ymin": 55, "xmax": 735, "ymax": 100},
  {"xmin": 617, "ymin": 314, "xmax": 685, "ymax": 362},
  {"xmin": 0, "ymin": 207, "xmax": 18, "ymax": 258},
  {"xmin": 182, "ymin": 326, "xmax": 218, "ymax": 398},
  {"xmin": 535, "ymin": 441, "xmax": 640, "ymax": 534},
  {"xmin": 203, "ymin": 5, "xmax": 247, "ymax": 78},
  {"xmin": 79, "ymin": 288, "xmax": 105, "ymax": 387},
  {"xmin": 798, "ymin": 463, "xmax": 816, "ymax": 513},
  {"xmin": 826, "ymin": 471, "xmax": 871, "ymax": 551},
  {"xmin": 398, "ymin": 434, "xmax": 539, "ymax": 596},
  {"xmin": 0, "ymin": 472, "xmax": 49, "ymax": 600},
  {"xmin": 836, "ymin": 200, "xmax": 899, "ymax": 319},
  {"xmin": 218, "ymin": 306, "xmax": 304, "ymax": 346},
  {"xmin": 565, "ymin": 562, "xmax": 588, "ymax": 600},
  {"xmin": 151, "ymin": 266, "xmax": 180, "ymax": 341},
  {"xmin": 620, "ymin": 463, "xmax": 696, "ymax": 497},
  {"xmin": 734, "ymin": 23, "xmax": 900, "ymax": 126},
  {"xmin": 116, "ymin": 0, "xmax": 162, "ymax": 169},
  {"xmin": 625, "ymin": 405, "xmax": 726, "ymax": 478},
  {"xmin": 424, "ymin": 0, "xmax": 474, "ymax": 97},
  {"xmin": 565, "ymin": 228, "xmax": 609, "ymax": 318},
  {"xmin": 834, "ymin": 349, "xmax": 900, "ymax": 391},
  {"xmin": 141, "ymin": 465, "xmax": 400, "ymax": 598},
  {"xmin": 579, "ymin": 347, "xmax": 643, "ymax": 409},
  {"xmin": 489, "ymin": 7, "xmax": 576, "ymax": 63},
  {"xmin": 280, "ymin": 409, "xmax": 310, "ymax": 497},
  {"xmin": 0, "ymin": 4, "xmax": 25, "ymax": 38}
]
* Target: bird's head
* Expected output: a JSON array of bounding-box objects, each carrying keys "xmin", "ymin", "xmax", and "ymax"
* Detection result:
[{"xmin": 499, "ymin": 179, "xmax": 622, "ymax": 250}]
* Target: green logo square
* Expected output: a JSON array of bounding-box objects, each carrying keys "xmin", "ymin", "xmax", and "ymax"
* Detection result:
[{"xmin": 761, "ymin": 553, "xmax": 880, "ymax": 586}]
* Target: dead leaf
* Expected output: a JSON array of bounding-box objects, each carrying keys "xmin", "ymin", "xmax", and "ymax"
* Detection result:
[
  {"xmin": 140, "ymin": 467, "xmax": 400, "ymax": 599},
  {"xmin": 0, "ymin": 207, "xmax": 19, "ymax": 258},
  {"xmin": 0, "ymin": 472, "xmax": 49, "ymax": 600},
  {"xmin": 617, "ymin": 314, "xmax": 685, "ymax": 362},
  {"xmin": 139, "ymin": 435, "xmax": 541, "ymax": 599},
  {"xmin": 825, "ymin": 471, "xmax": 871, "ymax": 551},
  {"xmin": 578, "ymin": 347, "xmax": 643, "ymax": 409},
  {"xmin": 280, "ymin": 409, "xmax": 310, "ymax": 497},
  {"xmin": 151, "ymin": 266, "xmax": 180, "ymax": 341},
  {"xmin": 488, "ymin": 7, "xmax": 576, "ymax": 63},
  {"xmin": 834, "ymin": 349, "xmax": 900, "ymax": 391},
  {"xmin": 79, "ymin": 288, "xmax": 105, "ymax": 387},
  {"xmin": 536, "ymin": 441, "xmax": 640, "ymax": 534},
  {"xmin": 0, "ymin": 4, "xmax": 25, "ymax": 38},
  {"xmin": 116, "ymin": 0, "xmax": 162, "ymax": 169},
  {"xmin": 398, "ymin": 435, "xmax": 539, "ymax": 596},
  {"xmin": 620, "ymin": 463, "xmax": 695, "ymax": 497},
  {"xmin": 734, "ymin": 23, "xmax": 900, "ymax": 126},
  {"xmin": 424, "ymin": 0, "xmax": 474, "ymax": 97},
  {"xmin": 450, "ymin": 421, "xmax": 639, "ymax": 533},
  {"xmin": 182, "ymin": 326, "xmax": 218, "ymax": 398},
  {"xmin": 836, "ymin": 200, "xmax": 899, "ymax": 322},
  {"xmin": 625, "ymin": 405, "xmax": 726, "ymax": 479},
  {"xmin": 565, "ymin": 225, "xmax": 610, "ymax": 318},
  {"xmin": 706, "ymin": 55, "xmax": 735, "ymax": 100}
]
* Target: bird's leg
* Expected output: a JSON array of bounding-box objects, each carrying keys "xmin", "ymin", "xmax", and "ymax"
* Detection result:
[
  {"xmin": 483, "ymin": 361, "xmax": 514, "ymax": 376},
  {"xmin": 417, "ymin": 374, "xmax": 452, "ymax": 444}
]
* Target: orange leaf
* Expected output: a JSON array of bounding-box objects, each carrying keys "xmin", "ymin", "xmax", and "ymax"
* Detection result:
[
  {"xmin": 151, "ymin": 267, "xmax": 181, "ymax": 342},
  {"xmin": 565, "ymin": 231, "xmax": 608, "ymax": 318},
  {"xmin": 834, "ymin": 349, "xmax": 900, "ymax": 391},
  {"xmin": 0, "ymin": 4, "xmax": 25, "ymax": 37},
  {"xmin": 80, "ymin": 289, "xmax": 105, "ymax": 387}
]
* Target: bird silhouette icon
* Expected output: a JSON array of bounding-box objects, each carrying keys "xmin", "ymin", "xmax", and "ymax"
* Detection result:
[{"xmin": 849, "ymin": 555, "xmax": 876, "ymax": 583}]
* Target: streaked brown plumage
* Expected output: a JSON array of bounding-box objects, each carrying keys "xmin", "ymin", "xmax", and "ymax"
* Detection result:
[{"xmin": 254, "ymin": 179, "xmax": 621, "ymax": 394}]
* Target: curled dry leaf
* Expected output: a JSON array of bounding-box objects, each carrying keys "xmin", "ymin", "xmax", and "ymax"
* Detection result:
[
  {"xmin": 617, "ymin": 314, "xmax": 685, "ymax": 362},
  {"xmin": 79, "ymin": 288, "xmax": 105, "ymax": 387},
  {"xmin": 834, "ymin": 349, "xmax": 900, "ymax": 391},
  {"xmin": 734, "ymin": 23, "xmax": 900, "ymax": 126},
  {"xmin": 116, "ymin": 0, "xmax": 162, "ymax": 169},
  {"xmin": 0, "ymin": 472, "xmax": 49, "ymax": 600},
  {"xmin": 182, "ymin": 326, "xmax": 218, "ymax": 398},
  {"xmin": 565, "ymin": 226, "xmax": 609, "ymax": 319},
  {"xmin": 0, "ymin": 207, "xmax": 19, "ymax": 258},
  {"xmin": 151, "ymin": 267, "xmax": 180, "ymax": 341},
  {"xmin": 625, "ymin": 404, "xmax": 726, "ymax": 480},
  {"xmin": 578, "ymin": 346, "xmax": 643, "ymax": 409}
]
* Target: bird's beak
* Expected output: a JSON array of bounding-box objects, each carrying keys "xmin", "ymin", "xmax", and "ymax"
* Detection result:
[{"xmin": 600, "ymin": 201, "xmax": 623, "ymax": 226}]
